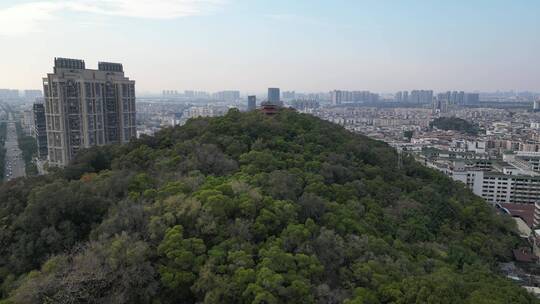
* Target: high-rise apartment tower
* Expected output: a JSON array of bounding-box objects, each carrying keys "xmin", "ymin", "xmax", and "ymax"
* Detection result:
[
  {"xmin": 247, "ymin": 95, "xmax": 257, "ymax": 111},
  {"xmin": 268, "ymin": 88, "xmax": 281, "ymax": 104},
  {"xmin": 42, "ymin": 58, "xmax": 136, "ymax": 167},
  {"xmin": 33, "ymin": 102, "xmax": 48, "ymax": 160}
]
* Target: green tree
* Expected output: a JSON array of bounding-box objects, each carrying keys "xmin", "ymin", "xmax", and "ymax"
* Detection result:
[{"xmin": 158, "ymin": 225, "xmax": 207, "ymax": 300}]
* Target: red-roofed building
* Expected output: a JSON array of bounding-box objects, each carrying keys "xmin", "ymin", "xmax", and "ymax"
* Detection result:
[
  {"xmin": 260, "ymin": 102, "xmax": 280, "ymax": 115},
  {"xmin": 500, "ymin": 203, "xmax": 537, "ymax": 228},
  {"xmin": 514, "ymin": 247, "xmax": 539, "ymax": 263}
]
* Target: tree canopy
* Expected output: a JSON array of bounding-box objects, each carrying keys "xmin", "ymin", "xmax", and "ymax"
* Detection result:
[
  {"xmin": 15, "ymin": 122, "xmax": 38, "ymax": 176},
  {"xmin": 0, "ymin": 122, "xmax": 6, "ymax": 179},
  {"xmin": 0, "ymin": 109, "xmax": 535, "ymax": 304},
  {"xmin": 430, "ymin": 117, "xmax": 480, "ymax": 135}
]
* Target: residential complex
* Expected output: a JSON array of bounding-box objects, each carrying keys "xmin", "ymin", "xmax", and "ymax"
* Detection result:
[
  {"xmin": 33, "ymin": 102, "xmax": 48, "ymax": 160},
  {"xmin": 282, "ymin": 91, "xmax": 295, "ymax": 100},
  {"xmin": 212, "ymin": 90, "xmax": 240, "ymax": 102},
  {"xmin": 0, "ymin": 89, "xmax": 19, "ymax": 99},
  {"xmin": 409, "ymin": 90, "xmax": 433, "ymax": 104},
  {"xmin": 42, "ymin": 58, "xmax": 136, "ymax": 167},
  {"xmin": 24, "ymin": 90, "xmax": 43, "ymax": 100},
  {"xmin": 268, "ymin": 88, "xmax": 281, "ymax": 104},
  {"xmin": 331, "ymin": 90, "xmax": 379, "ymax": 105},
  {"xmin": 247, "ymin": 95, "xmax": 256, "ymax": 111},
  {"xmin": 21, "ymin": 109, "xmax": 34, "ymax": 135},
  {"xmin": 421, "ymin": 152, "xmax": 540, "ymax": 205}
]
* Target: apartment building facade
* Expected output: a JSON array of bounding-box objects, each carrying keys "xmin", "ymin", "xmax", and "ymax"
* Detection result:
[
  {"xmin": 42, "ymin": 58, "xmax": 136, "ymax": 167},
  {"xmin": 33, "ymin": 102, "xmax": 48, "ymax": 160}
]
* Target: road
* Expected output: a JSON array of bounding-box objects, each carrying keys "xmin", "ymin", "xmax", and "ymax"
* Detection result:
[{"xmin": 3, "ymin": 117, "xmax": 25, "ymax": 181}]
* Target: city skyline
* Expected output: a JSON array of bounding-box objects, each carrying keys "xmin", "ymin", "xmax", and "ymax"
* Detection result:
[{"xmin": 0, "ymin": 0, "xmax": 539, "ymax": 93}]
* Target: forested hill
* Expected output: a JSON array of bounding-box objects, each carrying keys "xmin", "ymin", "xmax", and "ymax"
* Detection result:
[
  {"xmin": 430, "ymin": 116, "xmax": 480, "ymax": 135},
  {"xmin": 0, "ymin": 109, "xmax": 536, "ymax": 303}
]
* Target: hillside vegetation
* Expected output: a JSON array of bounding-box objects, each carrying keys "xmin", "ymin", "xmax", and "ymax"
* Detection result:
[
  {"xmin": 14, "ymin": 123, "xmax": 38, "ymax": 176},
  {"xmin": 430, "ymin": 117, "xmax": 480, "ymax": 135},
  {"xmin": 0, "ymin": 109, "xmax": 535, "ymax": 303},
  {"xmin": 0, "ymin": 122, "xmax": 6, "ymax": 179}
]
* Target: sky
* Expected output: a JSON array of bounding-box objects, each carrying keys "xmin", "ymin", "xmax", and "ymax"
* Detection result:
[{"xmin": 0, "ymin": 0, "xmax": 539, "ymax": 94}]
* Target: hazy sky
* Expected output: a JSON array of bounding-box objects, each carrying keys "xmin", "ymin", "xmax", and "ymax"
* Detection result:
[{"xmin": 0, "ymin": 0, "xmax": 539, "ymax": 94}]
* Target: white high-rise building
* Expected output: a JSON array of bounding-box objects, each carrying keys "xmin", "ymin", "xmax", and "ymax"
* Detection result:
[
  {"xmin": 410, "ymin": 90, "xmax": 433, "ymax": 104},
  {"xmin": 395, "ymin": 91, "xmax": 403, "ymax": 102},
  {"xmin": 331, "ymin": 90, "xmax": 379, "ymax": 105},
  {"xmin": 42, "ymin": 58, "xmax": 136, "ymax": 167}
]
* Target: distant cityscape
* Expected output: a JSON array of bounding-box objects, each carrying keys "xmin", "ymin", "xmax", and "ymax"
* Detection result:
[
  {"xmin": 1, "ymin": 58, "xmax": 540, "ymax": 192},
  {"xmin": 1, "ymin": 80, "xmax": 539, "ymax": 172}
]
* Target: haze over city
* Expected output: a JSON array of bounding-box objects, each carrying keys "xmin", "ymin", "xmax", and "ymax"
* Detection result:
[
  {"xmin": 0, "ymin": 0, "xmax": 539, "ymax": 93},
  {"xmin": 3, "ymin": 0, "xmax": 540, "ymax": 303}
]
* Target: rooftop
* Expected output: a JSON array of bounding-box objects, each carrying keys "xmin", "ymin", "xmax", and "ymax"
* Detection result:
[
  {"xmin": 54, "ymin": 57, "xmax": 85, "ymax": 70},
  {"xmin": 499, "ymin": 203, "xmax": 536, "ymax": 228}
]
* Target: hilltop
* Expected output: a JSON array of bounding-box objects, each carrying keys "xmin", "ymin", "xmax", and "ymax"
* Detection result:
[
  {"xmin": 430, "ymin": 116, "xmax": 480, "ymax": 135},
  {"xmin": 0, "ymin": 109, "xmax": 536, "ymax": 303}
]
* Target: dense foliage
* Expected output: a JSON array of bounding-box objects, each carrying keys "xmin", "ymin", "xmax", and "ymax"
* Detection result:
[
  {"xmin": 403, "ymin": 130, "xmax": 413, "ymax": 142},
  {"xmin": 430, "ymin": 117, "xmax": 479, "ymax": 135},
  {"xmin": 0, "ymin": 109, "xmax": 535, "ymax": 304},
  {"xmin": 0, "ymin": 122, "xmax": 6, "ymax": 179},
  {"xmin": 14, "ymin": 123, "xmax": 38, "ymax": 176}
]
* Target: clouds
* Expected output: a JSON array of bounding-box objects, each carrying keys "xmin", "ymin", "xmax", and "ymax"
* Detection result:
[
  {"xmin": 0, "ymin": 0, "xmax": 225, "ymax": 35},
  {"xmin": 0, "ymin": 2, "xmax": 63, "ymax": 36},
  {"xmin": 68, "ymin": 0, "xmax": 225, "ymax": 19}
]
